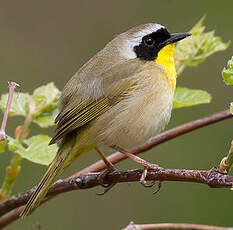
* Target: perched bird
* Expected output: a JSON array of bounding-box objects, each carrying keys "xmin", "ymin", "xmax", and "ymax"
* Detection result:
[{"xmin": 21, "ymin": 23, "xmax": 191, "ymax": 216}]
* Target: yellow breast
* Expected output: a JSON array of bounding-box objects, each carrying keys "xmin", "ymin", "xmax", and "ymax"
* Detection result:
[{"xmin": 154, "ymin": 44, "xmax": 177, "ymax": 90}]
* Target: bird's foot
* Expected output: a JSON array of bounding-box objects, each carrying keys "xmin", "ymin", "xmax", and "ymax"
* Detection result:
[
  {"xmin": 95, "ymin": 147, "xmax": 118, "ymax": 195},
  {"xmin": 140, "ymin": 167, "xmax": 156, "ymax": 187},
  {"xmin": 140, "ymin": 166, "xmax": 162, "ymax": 193},
  {"xmin": 96, "ymin": 168, "xmax": 117, "ymax": 195},
  {"xmin": 140, "ymin": 167, "xmax": 163, "ymax": 194},
  {"xmin": 111, "ymin": 145, "xmax": 163, "ymax": 191}
]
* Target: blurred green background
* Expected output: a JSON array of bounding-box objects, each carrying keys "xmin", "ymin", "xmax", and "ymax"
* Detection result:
[{"xmin": 0, "ymin": 0, "xmax": 232, "ymax": 229}]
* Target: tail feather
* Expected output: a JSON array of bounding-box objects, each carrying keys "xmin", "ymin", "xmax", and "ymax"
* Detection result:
[{"xmin": 20, "ymin": 139, "xmax": 73, "ymax": 217}]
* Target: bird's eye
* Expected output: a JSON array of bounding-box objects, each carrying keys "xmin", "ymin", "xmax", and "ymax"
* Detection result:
[{"xmin": 144, "ymin": 37, "xmax": 155, "ymax": 47}]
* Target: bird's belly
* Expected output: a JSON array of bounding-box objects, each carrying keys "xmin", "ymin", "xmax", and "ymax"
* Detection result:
[{"xmin": 92, "ymin": 77, "xmax": 174, "ymax": 149}]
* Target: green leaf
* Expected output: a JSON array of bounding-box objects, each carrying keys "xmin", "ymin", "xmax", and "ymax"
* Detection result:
[
  {"xmin": 22, "ymin": 135, "xmax": 57, "ymax": 165},
  {"xmin": 33, "ymin": 115, "xmax": 55, "ymax": 128},
  {"xmin": 175, "ymin": 16, "xmax": 230, "ymax": 75},
  {"xmin": 0, "ymin": 93, "xmax": 30, "ymax": 116},
  {"xmin": 222, "ymin": 56, "xmax": 233, "ymax": 85},
  {"xmin": 33, "ymin": 109, "xmax": 58, "ymax": 128},
  {"xmin": 7, "ymin": 135, "xmax": 57, "ymax": 165},
  {"xmin": 29, "ymin": 82, "xmax": 61, "ymax": 118},
  {"xmin": 0, "ymin": 140, "xmax": 7, "ymax": 154},
  {"xmin": 173, "ymin": 87, "xmax": 211, "ymax": 109},
  {"xmin": 230, "ymin": 102, "xmax": 233, "ymax": 114}
]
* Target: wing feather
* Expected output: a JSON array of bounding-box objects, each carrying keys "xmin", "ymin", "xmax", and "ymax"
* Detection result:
[{"xmin": 50, "ymin": 59, "xmax": 146, "ymax": 145}]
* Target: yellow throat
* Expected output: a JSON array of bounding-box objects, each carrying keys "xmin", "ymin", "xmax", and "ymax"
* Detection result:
[{"xmin": 155, "ymin": 44, "xmax": 177, "ymax": 90}]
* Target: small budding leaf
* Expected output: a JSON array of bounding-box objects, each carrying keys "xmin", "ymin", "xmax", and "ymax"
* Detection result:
[
  {"xmin": 7, "ymin": 135, "xmax": 57, "ymax": 165},
  {"xmin": 7, "ymin": 136, "xmax": 24, "ymax": 152},
  {"xmin": 0, "ymin": 140, "xmax": 7, "ymax": 154},
  {"xmin": 173, "ymin": 87, "xmax": 211, "ymax": 109},
  {"xmin": 230, "ymin": 102, "xmax": 233, "ymax": 115},
  {"xmin": 175, "ymin": 16, "xmax": 230, "ymax": 75},
  {"xmin": 29, "ymin": 82, "xmax": 61, "ymax": 118},
  {"xmin": 222, "ymin": 56, "xmax": 233, "ymax": 85},
  {"xmin": 0, "ymin": 93, "xmax": 30, "ymax": 116}
]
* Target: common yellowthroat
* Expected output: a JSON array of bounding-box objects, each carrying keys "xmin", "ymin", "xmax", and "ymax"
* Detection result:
[{"xmin": 21, "ymin": 23, "xmax": 190, "ymax": 216}]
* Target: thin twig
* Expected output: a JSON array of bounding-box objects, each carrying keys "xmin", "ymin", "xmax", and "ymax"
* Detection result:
[
  {"xmin": 0, "ymin": 82, "xmax": 19, "ymax": 142},
  {"xmin": 123, "ymin": 222, "xmax": 233, "ymax": 230},
  {"xmin": 75, "ymin": 109, "xmax": 232, "ymax": 176},
  {"xmin": 0, "ymin": 115, "xmax": 31, "ymax": 200}
]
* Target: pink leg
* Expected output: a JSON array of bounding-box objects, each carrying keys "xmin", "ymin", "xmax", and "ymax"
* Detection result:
[
  {"xmin": 95, "ymin": 147, "xmax": 117, "ymax": 195},
  {"xmin": 111, "ymin": 145, "xmax": 161, "ymax": 187}
]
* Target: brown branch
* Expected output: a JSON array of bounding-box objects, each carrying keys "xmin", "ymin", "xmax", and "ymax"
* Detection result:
[
  {"xmin": 0, "ymin": 82, "xmax": 19, "ymax": 142},
  {"xmin": 0, "ymin": 109, "xmax": 232, "ymax": 229},
  {"xmin": 0, "ymin": 167, "xmax": 233, "ymax": 228},
  {"xmin": 75, "ymin": 109, "xmax": 232, "ymax": 176},
  {"xmin": 0, "ymin": 207, "xmax": 23, "ymax": 229},
  {"xmin": 123, "ymin": 222, "xmax": 233, "ymax": 230}
]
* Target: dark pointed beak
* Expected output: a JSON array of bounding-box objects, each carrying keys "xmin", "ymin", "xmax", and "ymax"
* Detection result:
[{"xmin": 162, "ymin": 32, "xmax": 191, "ymax": 46}]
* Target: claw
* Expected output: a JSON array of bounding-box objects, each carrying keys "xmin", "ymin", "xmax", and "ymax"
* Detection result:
[
  {"xmin": 96, "ymin": 183, "xmax": 116, "ymax": 195},
  {"xmin": 142, "ymin": 180, "xmax": 156, "ymax": 188},
  {"xmin": 96, "ymin": 168, "xmax": 117, "ymax": 195},
  {"xmin": 153, "ymin": 181, "xmax": 162, "ymax": 194},
  {"xmin": 97, "ymin": 169, "xmax": 110, "ymax": 187},
  {"xmin": 140, "ymin": 167, "xmax": 147, "ymax": 185},
  {"xmin": 140, "ymin": 167, "xmax": 155, "ymax": 188},
  {"xmin": 100, "ymin": 183, "xmax": 110, "ymax": 188}
]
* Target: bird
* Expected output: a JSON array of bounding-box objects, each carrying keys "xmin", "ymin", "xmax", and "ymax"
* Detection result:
[{"xmin": 20, "ymin": 23, "xmax": 191, "ymax": 216}]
